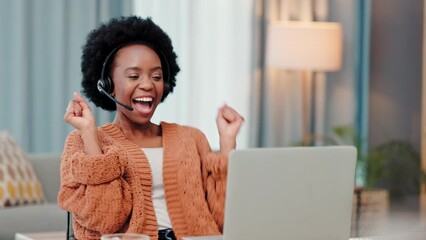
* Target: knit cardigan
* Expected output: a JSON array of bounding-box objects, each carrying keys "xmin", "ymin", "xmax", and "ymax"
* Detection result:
[{"xmin": 58, "ymin": 122, "xmax": 228, "ymax": 240}]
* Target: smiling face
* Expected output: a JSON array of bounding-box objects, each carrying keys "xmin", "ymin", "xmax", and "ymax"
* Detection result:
[{"xmin": 110, "ymin": 44, "xmax": 165, "ymax": 125}]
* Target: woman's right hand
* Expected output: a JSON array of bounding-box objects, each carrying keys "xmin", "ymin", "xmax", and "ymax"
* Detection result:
[{"xmin": 64, "ymin": 92, "xmax": 102, "ymax": 155}]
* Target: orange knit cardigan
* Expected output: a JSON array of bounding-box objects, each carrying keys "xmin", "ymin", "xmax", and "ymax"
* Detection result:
[{"xmin": 58, "ymin": 122, "xmax": 228, "ymax": 240}]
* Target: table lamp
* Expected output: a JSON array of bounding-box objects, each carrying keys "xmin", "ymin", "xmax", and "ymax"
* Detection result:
[{"xmin": 266, "ymin": 20, "xmax": 343, "ymax": 145}]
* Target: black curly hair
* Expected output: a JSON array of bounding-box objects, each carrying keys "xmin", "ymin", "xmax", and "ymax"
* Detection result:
[{"xmin": 81, "ymin": 16, "xmax": 180, "ymax": 111}]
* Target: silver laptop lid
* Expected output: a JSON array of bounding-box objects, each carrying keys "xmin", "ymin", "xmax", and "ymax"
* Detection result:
[{"xmin": 223, "ymin": 146, "xmax": 357, "ymax": 240}]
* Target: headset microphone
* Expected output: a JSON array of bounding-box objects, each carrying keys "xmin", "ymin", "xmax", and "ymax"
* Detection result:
[{"xmin": 97, "ymin": 81, "xmax": 134, "ymax": 111}]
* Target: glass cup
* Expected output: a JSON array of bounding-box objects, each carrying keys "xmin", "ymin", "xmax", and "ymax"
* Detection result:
[{"xmin": 101, "ymin": 233, "xmax": 150, "ymax": 240}]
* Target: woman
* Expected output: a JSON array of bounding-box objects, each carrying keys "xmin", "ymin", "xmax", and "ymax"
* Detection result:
[{"xmin": 58, "ymin": 16, "xmax": 244, "ymax": 240}]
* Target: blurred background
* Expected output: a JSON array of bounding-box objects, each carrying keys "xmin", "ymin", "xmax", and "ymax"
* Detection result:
[{"xmin": 0, "ymin": 0, "xmax": 425, "ymax": 238}]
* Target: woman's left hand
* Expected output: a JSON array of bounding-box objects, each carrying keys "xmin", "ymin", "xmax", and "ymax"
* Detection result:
[{"xmin": 216, "ymin": 104, "xmax": 244, "ymax": 156}]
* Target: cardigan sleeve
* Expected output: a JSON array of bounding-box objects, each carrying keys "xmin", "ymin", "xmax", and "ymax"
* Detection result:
[
  {"xmin": 193, "ymin": 128, "xmax": 228, "ymax": 231},
  {"xmin": 57, "ymin": 130, "xmax": 133, "ymax": 234}
]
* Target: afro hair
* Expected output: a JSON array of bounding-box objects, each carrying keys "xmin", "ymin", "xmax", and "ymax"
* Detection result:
[{"xmin": 81, "ymin": 16, "xmax": 180, "ymax": 111}]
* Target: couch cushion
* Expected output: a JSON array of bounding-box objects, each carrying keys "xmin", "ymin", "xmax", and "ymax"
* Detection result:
[
  {"xmin": 0, "ymin": 203, "xmax": 66, "ymax": 240},
  {"xmin": 28, "ymin": 154, "xmax": 61, "ymax": 203},
  {"xmin": 0, "ymin": 132, "xmax": 45, "ymax": 208}
]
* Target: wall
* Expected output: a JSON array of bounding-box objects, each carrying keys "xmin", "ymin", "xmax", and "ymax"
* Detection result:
[{"xmin": 369, "ymin": 0, "xmax": 423, "ymax": 152}]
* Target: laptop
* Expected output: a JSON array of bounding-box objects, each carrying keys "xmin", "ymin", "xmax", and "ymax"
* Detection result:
[{"xmin": 183, "ymin": 146, "xmax": 357, "ymax": 240}]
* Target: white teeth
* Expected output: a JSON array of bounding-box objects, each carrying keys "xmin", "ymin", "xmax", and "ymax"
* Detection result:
[{"xmin": 134, "ymin": 97, "xmax": 153, "ymax": 102}]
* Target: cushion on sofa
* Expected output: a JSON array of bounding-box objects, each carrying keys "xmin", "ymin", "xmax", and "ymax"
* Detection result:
[
  {"xmin": 0, "ymin": 203, "xmax": 66, "ymax": 240},
  {"xmin": 0, "ymin": 132, "xmax": 45, "ymax": 208}
]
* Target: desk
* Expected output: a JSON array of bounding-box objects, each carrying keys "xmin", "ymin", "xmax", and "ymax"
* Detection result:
[{"xmin": 15, "ymin": 231, "xmax": 65, "ymax": 240}]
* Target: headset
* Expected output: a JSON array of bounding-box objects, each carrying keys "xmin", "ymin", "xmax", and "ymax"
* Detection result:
[{"xmin": 97, "ymin": 42, "xmax": 171, "ymax": 111}]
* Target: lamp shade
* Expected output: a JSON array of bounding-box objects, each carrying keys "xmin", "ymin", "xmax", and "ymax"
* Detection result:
[{"xmin": 266, "ymin": 21, "xmax": 343, "ymax": 71}]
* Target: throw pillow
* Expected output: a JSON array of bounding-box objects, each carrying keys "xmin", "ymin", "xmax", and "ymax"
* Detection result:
[{"xmin": 0, "ymin": 132, "xmax": 45, "ymax": 208}]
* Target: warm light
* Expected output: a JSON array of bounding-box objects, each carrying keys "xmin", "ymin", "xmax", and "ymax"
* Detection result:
[{"xmin": 266, "ymin": 21, "xmax": 343, "ymax": 71}]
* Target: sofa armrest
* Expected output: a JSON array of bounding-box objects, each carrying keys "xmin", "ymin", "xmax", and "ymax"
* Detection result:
[{"xmin": 27, "ymin": 154, "xmax": 61, "ymax": 203}]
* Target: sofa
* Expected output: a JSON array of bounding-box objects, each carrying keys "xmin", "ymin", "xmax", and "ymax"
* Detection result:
[{"xmin": 0, "ymin": 154, "xmax": 67, "ymax": 240}]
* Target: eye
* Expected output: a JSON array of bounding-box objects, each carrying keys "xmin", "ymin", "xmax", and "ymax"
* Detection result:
[
  {"xmin": 128, "ymin": 74, "xmax": 139, "ymax": 80},
  {"xmin": 152, "ymin": 74, "xmax": 162, "ymax": 81}
]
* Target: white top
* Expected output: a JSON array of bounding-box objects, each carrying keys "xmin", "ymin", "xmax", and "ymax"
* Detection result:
[{"xmin": 142, "ymin": 148, "xmax": 172, "ymax": 230}]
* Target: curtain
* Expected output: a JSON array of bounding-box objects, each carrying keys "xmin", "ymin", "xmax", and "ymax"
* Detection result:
[
  {"xmin": 353, "ymin": 0, "xmax": 371, "ymax": 186},
  {"xmin": 328, "ymin": 0, "xmax": 371, "ymax": 185},
  {"xmin": 132, "ymin": 0, "xmax": 253, "ymax": 150},
  {"xmin": 0, "ymin": 0, "xmax": 133, "ymax": 153}
]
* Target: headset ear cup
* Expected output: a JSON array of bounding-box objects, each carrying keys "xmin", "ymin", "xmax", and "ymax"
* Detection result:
[
  {"xmin": 97, "ymin": 77, "xmax": 113, "ymax": 94},
  {"xmin": 97, "ymin": 80, "xmax": 104, "ymax": 93},
  {"xmin": 103, "ymin": 77, "xmax": 113, "ymax": 94}
]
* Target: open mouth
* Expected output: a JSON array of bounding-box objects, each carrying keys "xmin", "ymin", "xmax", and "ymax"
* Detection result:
[{"xmin": 132, "ymin": 97, "xmax": 154, "ymax": 113}]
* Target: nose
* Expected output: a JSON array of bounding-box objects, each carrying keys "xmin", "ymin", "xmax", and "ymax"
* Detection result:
[{"xmin": 137, "ymin": 76, "xmax": 154, "ymax": 90}]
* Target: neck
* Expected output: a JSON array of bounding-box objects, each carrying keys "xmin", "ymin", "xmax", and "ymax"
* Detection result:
[
  {"xmin": 113, "ymin": 116, "xmax": 161, "ymax": 138},
  {"xmin": 113, "ymin": 118, "xmax": 163, "ymax": 148}
]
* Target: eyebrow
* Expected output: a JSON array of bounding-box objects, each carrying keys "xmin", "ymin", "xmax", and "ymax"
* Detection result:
[{"xmin": 124, "ymin": 66, "xmax": 163, "ymax": 72}]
